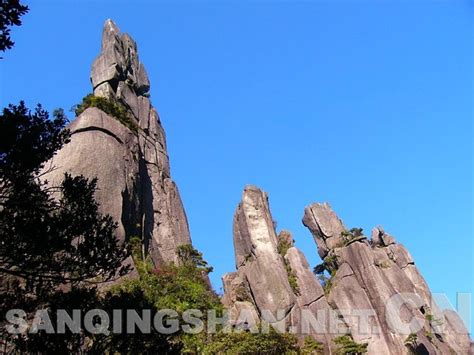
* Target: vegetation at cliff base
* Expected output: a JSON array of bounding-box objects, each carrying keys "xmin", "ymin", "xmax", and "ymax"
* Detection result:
[
  {"xmin": 333, "ymin": 335, "xmax": 368, "ymax": 355},
  {"xmin": 0, "ymin": 102, "xmax": 130, "ymax": 352},
  {"xmin": 101, "ymin": 242, "xmax": 300, "ymax": 354},
  {"xmin": 205, "ymin": 326, "xmax": 298, "ymax": 354},
  {"xmin": 300, "ymin": 335, "xmax": 324, "ymax": 354}
]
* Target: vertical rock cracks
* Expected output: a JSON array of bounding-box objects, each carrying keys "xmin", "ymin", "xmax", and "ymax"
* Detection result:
[
  {"xmin": 42, "ymin": 19, "xmax": 192, "ymax": 268},
  {"xmin": 223, "ymin": 186, "xmax": 471, "ymax": 354},
  {"xmin": 41, "ymin": 19, "xmax": 471, "ymax": 354}
]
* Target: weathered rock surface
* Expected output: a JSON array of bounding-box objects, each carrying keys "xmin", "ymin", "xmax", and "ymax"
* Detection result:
[
  {"xmin": 222, "ymin": 186, "xmax": 336, "ymax": 353},
  {"xmin": 302, "ymin": 202, "xmax": 346, "ymax": 259},
  {"xmin": 232, "ymin": 186, "xmax": 296, "ymax": 319},
  {"xmin": 304, "ymin": 202, "xmax": 472, "ymax": 355},
  {"xmin": 39, "ymin": 18, "xmax": 471, "ymax": 354},
  {"xmin": 224, "ymin": 188, "xmax": 471, "ymax": 354},
  {"xmin": 43, "ymin": 19, "xmax": 191, "ymax": 266}
]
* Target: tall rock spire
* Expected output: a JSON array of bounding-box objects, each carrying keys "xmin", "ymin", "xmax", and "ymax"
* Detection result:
[
  {"xmin": 43, "ymin": 19, "xmax": 192, "ymax": 267},
  {"xmin": 222, "ymin": 186, "xmax": 335, "ymax": 352},
  {"xmin": 223, "ymin": 186, "xmax": 471, "ymax": 354}
]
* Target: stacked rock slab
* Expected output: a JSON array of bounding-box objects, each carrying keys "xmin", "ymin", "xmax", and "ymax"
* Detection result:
[
  {"xmin": 42, "ymin": 19, "xmax": 191, "ymax": 266},
  {"xmin": 222, "ymin": 186, "xmax": 335, "ymax": 353},
  {"xmin": 303, "ymin": 203, "xmax": 471, "ymax": 354}
]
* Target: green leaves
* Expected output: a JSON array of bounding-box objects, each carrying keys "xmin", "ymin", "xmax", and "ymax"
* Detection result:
[
  {"xmin": 0, "ymin": 0, "xmax": 29, "ymax": 55},
  {"xmin": 176, "ymin": 244, "xmax": 213, "ymax": 273},
  {"xmin": 333, "ymin": 335, "xmax": 368, "ymax": 355},
  {"xmin": 205, "ymin": 326, "xmax": 298, "ymax": 354},
  {"xmin": 301, "ymin": 336, "xmax": 324, "ymax": 354},
  {"xmin": 74, "ymin": 94, "xmax": 139, "ymax": 133}
]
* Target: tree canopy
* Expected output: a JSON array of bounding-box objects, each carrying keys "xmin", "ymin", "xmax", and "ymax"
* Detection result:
[{"xmin": 0, "ymin": 0, "xmax": 28, "ymax": 56}]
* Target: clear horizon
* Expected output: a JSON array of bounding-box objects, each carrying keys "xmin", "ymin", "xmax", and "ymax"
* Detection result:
[{"xmin": 1, "ymin": 0, "xmax": 472, "ymax": 335}]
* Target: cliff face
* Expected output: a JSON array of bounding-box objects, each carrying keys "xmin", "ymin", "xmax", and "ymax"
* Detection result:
[
  {"xmin": 42, "ymin": 19, "xmax": 191, "ymax": 266},
  {"xmin": 223, "ymin": 186, "xmax": 471, "ymax": 354},
  {"xmin": 42, "ymin": 20, "xmax": 470, "ymax": 354}
]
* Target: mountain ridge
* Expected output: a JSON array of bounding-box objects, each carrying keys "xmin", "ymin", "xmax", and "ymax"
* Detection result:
[{"xmin": 42, "ymin": 19, "xmax": 472, "ymax": 354}]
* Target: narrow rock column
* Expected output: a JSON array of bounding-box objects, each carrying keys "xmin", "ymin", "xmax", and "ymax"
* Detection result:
[
  {"xmin": 223, "ymin": 186, "xmax": 336, "ymax": 353},
  {"xmin": 43, "ymin": 19, "xmax": 193, "ymax": 270}
]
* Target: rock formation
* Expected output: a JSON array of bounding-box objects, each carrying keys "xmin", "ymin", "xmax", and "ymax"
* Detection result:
[
  {"xmin": 40, "ymin": 19, "xmax": 471, "ymax": 354},
  {"xmin": 42, "ymin": 19, "xmax": 192, "ymax": 267},
  {"xmin": 222, "ymin": 186, "xmax": 336, "ymax": 352},
  {"xmin": 223, "ymin": 186, "xmax": 472, "ymax": 354}
]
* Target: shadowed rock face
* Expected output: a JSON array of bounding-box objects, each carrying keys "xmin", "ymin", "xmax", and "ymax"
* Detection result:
[
  {"xmin": 42, "ymin": 19, "xmax": 191, "ymax": 266},
  {"xmin": 223, "ymin": 187, "xmax": 471, "ymax": 354}
]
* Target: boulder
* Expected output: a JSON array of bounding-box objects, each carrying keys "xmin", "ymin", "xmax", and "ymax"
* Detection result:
[{"xmin": 303, "ymin": 202, "xmax": 346, "ymax": 258}]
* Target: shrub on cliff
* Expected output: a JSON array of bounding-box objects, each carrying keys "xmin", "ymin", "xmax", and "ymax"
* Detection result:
[
  {"xmin": 333, "ymin": 335, "xmax": 368, "ymax": 354},
  {"xmin": 74, "ymin": 94, "xmax": 138, "ymax": 133}
]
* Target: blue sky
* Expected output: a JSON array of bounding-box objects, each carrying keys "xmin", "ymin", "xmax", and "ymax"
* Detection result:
[{"xmin": 1, "ymin": 0, "xmax": 472, "ymax": 334}]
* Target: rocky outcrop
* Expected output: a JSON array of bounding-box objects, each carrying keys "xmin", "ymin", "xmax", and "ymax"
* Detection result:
[
  {"xmin": 223, "ymin": 187, "xmax": 471, "ymax": 354},
  {"xmin": 42, "ymin": 19, "xmax": 191, "ymax": 266},
  {"xmin": 231, "ymin": 186, "xmax": 296, "ymax": 320},
  {"xmin": 39, "ymin": 19, "xmax": 471, "ymax": 354},
  {"xmin": 303, "ymin": 203, "xmax": 471, "ymax": 354},
  {"xmin": 222, "ymin": 186, "xmax": 336, "ymax": 353}
]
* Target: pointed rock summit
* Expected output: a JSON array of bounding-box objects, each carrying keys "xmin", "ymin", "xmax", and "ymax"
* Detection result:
[
  {"xmin": 43, "ymin": 19, "xmax": 191, "ymax": 266},
  {"xmin": 223, "ymin": 186, "xmax": 471, "ymax": 354},
  {"xmin": 41, "ymin": 20, "xmax": 471, "ymax": 354},
  {"xmin": 222, "ymin": 186, "xmax": 335, "ymax": 351}
]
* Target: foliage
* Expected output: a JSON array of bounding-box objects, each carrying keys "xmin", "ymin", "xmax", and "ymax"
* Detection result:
[
  {"xmin": 301, "ymin": 336, "xmax": 324, "ymax": 354},
  {"xmin": 314, "ymin": 254, "xmax": 338, "ymax": 275},
  {"xmin": 339, "ymin": 228, "xmax": 366, "ymax": 247},
  {"xmin": 404, "ymin": 333, "xmax": 419, "ymax": 355},
  {"xmin": 349, "ymin": 228, "xmax": 363, "ymax": 238},
  {"xmin": 316, "ymin": 269, "xmax": 336, "ymax": 296},
  {"xmin": 424, "ymin": 330, "xmax": 433, "ymax": 342},
  {"xmin": 96, "ymin": 244, "xmax": 221, "ymax": 353},
  {"xmin": 74, "ymin": 94, "xmax": 139, "ymax": 133},
  {"xmin": 0, "ymin": 102, "xmax": 129, "ymax": 286},
  {"xmin": 177, "ymin": 244, "xmax": 213, "ymax": 273},
  {"xmin": 0, "ymin": 0, "xmax": 28, "ymax": 56},
  {"xmin": 0, "ymin": 102, "xmax": 70, "ymax": 179},
  {"xmin": 276, "ymin": 234, "xmax": 299, "ymax": 295},
  {"xmin": 0, "ymin": 102, "xmax": 130, "ymax": 352},
  {"xmin": 333, "ymin": 335, "xmax": 368, "ymax": 354},
  {"xmin": 313, "ymin": 254, "xmax": 338, "ymax": 295},
  {"xmin": 5, "ymin": 287, "xmax": 102, "ymax": 353},
  {"xmin": 405, "ymin": 332, "xmax": 418, "ymax": 347},
  {"xmin": 376, "ymin": 260, "xmax": 391, "ymax": 269},
  {"xmin": 103, "ymin": 245, "xmax": 302, "ymax": 353},
  {"xmin": 285, "ymin": 261, "xmax": 300, "ymax": 295},
  {"xmin": 277, "ymin": 237, "xmax": 293, "ymax": 257},
  {"xmin": 204, "ymin": 326, "xmax": 298, "ymax": 354},
  {"xmin": 244, "ymin": 253, "xmax": 253, "ymax": 262}
]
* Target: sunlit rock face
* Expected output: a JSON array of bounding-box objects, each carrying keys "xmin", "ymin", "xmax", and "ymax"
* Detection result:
[
  {"xmin": 304, "ymin": 203, "xmax": 471, "ymax": 354},
  {"xmin": 222, "ymin": 186, "xmax": 336, "ymax": 353},
  {"xmin": 43, "ymin": 19, "xmax": 191, "ymax": 267},
  {"xmin": 223, "ymin": 186, "xmax": 471, "ymax": 354},
  {"xmin": 40, "ymin": 18, "xmax": 471, "ymax": 354}
]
